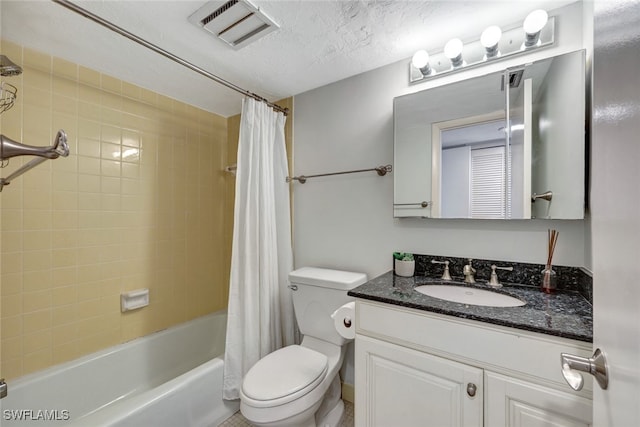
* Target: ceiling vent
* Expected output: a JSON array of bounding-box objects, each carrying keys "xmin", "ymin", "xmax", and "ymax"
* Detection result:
[
  {"xmin": 508, "ymin": 69, "xmax": 525, "ymax": 88},
  {"xmin": 188, "ymin": 0, "xmax": 279, "ymax": 50},
  {"xmin": 501, "ymin": 69, "xmax": 525, "ymax": 91}
]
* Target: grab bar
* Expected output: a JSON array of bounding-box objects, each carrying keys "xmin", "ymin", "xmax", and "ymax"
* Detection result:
[
  {"xmin": 287, "ymin": 164, "xmax": 392, "ymax": 184},
  {"xmin": 0, "ymin": 129, "xmax": 69, "ymax": 191}
]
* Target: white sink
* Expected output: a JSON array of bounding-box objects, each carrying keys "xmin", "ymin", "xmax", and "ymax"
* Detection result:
[{"xmin": 414, "ymin": 285, "xmax": 526, "ymax": 307}]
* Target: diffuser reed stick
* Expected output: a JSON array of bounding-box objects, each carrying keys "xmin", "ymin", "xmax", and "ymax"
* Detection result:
[
  {"xmin": 542, "ymin": 229, "xmax": 559, "ymax": 293},
  {"xmin": 547, "ymin": 229, "xmax": 559, "ymax": 267}
]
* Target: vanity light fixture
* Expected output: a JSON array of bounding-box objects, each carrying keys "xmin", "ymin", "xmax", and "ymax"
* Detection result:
[
  {"xmin": 523, "ymin": 9, "xmax": 549, "ymax": 48},
  {"xmin": 481, "ymin": 26, "xmax": 502, "ymax": 59},
  {"xmin": 444, "ymin": 38, "xmax": 465, "ymax": 68},
  {"xmin": 409, "ymin": 10, "xmax": 555, "ymax": 84},
  {"xmin": 411, "ymin": 50, "xmax": 433, "ymax": 76}
]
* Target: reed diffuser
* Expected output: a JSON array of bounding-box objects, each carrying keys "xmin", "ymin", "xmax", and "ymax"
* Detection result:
[{"xmin": 541, "ymin": 229, "xmax": 559, "ymax": 293}]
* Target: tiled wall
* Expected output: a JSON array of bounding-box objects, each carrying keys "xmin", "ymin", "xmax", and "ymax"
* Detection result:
[{"xmin": 0, "ymin": 40, "xmax": 232, "ymax": 380}]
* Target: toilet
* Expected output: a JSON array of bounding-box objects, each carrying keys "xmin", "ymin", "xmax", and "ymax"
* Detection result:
[{"xmin": 239, "ymin": 267, "xmax": 367, "ymax": 427}]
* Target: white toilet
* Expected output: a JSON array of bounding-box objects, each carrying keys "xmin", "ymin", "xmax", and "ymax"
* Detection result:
[{"xmin": 239, "ymin": 267, "xmax": 367, "ymax": 427}]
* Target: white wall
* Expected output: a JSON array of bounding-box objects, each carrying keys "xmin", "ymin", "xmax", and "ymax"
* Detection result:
[
  {"xmin": 292, "ymin": 2, "xmax": 588, "ymax": 385},
  {"xmin": 294, "ymin": 2, "xmax": 588, "ymax": 277}
]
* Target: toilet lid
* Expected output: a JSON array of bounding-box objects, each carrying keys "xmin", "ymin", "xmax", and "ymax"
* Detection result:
[{"xmin": 242, "ymin": 345, "xmax": 328, "ymax": 402}]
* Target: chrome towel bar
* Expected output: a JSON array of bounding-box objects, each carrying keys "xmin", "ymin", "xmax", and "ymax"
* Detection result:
[
  {"xmin": 394, "ymin": 201, "xmax": 429, "ymax": 208},
  {"xmin": 287, "ymin": 164, "xmax": 392, "ymax": 184}
]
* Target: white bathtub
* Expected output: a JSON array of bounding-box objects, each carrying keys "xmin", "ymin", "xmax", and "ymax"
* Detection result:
[{"xmin": 1, "ymin": 311, "xmax": 239, "ymax": 427}]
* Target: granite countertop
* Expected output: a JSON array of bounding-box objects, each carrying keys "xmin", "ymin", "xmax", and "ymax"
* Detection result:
[{"xmin": 348, "ymin": 271, "xmax": 593, "ymax": 343}]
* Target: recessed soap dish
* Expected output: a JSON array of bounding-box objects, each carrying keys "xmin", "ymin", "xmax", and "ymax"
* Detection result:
[{"xmin": 121, "ymin": 289, "xmax": 149, "ymax": 312}]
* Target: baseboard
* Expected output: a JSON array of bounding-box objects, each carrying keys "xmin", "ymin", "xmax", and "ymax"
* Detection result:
[{"xmin": 341, "ymin": 382, "xmax": 354, "ymax": 403}]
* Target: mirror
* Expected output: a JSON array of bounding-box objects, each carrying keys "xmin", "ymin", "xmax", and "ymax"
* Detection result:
[{"xmin": 393, "ymin": 49, "xmax": 586, "ymax": 219}]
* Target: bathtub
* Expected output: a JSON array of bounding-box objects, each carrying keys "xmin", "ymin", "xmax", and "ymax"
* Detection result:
[{"xmin": 1, "ymin": 311, "xmax": 239, "ymax": 427}]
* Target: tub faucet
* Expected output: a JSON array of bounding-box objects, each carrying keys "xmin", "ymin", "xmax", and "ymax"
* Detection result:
[{"xmin": 463, "ymin": 259, "xmax": 476, "ymax": 284}]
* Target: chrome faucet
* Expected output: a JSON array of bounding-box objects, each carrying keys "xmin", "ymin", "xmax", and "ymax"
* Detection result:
[
  {"xmin": 463, "ymin": 259, "xmax": 476, "ymax": 284},
  {"xmin": 431, "ymin": 259, "xmax": 452, "ymax": 280},
  {"xmin": 488, "ymin": 264, "xmax": 514, "ymax": 288}
]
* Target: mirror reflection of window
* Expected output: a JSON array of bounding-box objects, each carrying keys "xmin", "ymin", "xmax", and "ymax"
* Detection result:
[
  {"xmin": 440, "ymin": 119, "xmax": 517, "ymax": 219},
  {"xmin": 470, "ymin": 145, "xmax": 508, "ymax": 219}
]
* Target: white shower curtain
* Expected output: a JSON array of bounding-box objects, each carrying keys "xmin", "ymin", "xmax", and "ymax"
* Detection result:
[{"xmin": 223, "ymin": 98, "xmax": 295, "ymax": 400}]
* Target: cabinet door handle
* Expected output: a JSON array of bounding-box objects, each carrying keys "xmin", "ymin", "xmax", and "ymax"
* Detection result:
[{"xmin": 466, "ymin": 382, "xmax": 477, "ymax": 397}]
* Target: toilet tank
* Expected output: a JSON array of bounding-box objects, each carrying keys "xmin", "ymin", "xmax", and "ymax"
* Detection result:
[{"xmin": 289, "ymin": 267, "xmax": 367, "ymax": 346}]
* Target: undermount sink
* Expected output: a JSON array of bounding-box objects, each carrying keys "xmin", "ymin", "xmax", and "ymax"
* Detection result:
[{"xmin": 414, "ymin": 285, "xmax": 526, "ymax": 307}]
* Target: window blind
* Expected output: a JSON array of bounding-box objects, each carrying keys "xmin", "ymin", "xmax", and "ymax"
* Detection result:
[{"xmin": 470, "ymin": 146, "xmax": 506, "ymax": 219}]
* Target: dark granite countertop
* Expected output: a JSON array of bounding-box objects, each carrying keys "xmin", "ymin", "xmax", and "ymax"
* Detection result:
[{"xmin": 348, "ymin": 271, "xmax": 593, "ymax": 343}]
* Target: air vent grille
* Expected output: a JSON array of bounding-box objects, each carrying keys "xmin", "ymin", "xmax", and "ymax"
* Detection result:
[
  {"xmin": 509, "ymin": 70, "xmax": 525, "ymax": 88},
  {"xmin": 188, "ymin": 0, "xmax": 279, "ymax": 50},
  {"xmin": 201, "ymin": 0, "xmax": 238, "ymax": 26}
]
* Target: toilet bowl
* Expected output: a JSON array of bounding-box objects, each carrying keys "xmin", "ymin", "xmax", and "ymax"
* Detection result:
[{"xmin": 239, "ymin": 267, "xmax": 367, "ymax": 427}]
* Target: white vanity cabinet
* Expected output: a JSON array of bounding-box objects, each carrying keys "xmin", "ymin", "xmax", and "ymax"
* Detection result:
[
  {"xmin": 354, "ymin": 300, "xmax": 593, "ymax": 427},
  {"xmin": 356, "ymin": 334, "xmax": 483, "ymax": 426},
  {"xmin": 485, "ymin": 372, "xmax": 592, "ymax": 427}
]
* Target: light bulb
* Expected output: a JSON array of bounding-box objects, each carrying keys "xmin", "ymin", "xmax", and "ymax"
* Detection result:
[
  {"xmin": 444, "ymin": 38, "xmax": 464, "ymax": 68},
  {"xmin": 523, "ymin": 9, "xmax": 548, "ymax": 48},
  {"xmin": 412, "ymin": 50, "xmax": 429, "ymax": 69},
  {"xmin": 444, "ymin": 38, "xmax": 463, "ymax": 59},
  {"xmin": 523, "ymin": 9, "xmax": 548, "ymax": 34},
  {"xmin": 481, "ymin": 26, "xmax": 502, "ymax": 58},
  {"xmin": 412, "ymin": 50, "xmax": 432, "ymax": 76}
]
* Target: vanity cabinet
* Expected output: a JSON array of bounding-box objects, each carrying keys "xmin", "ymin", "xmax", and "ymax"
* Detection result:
[
  {"xmin": 354, "ymin": 301, "xmax": 593, "ymax": 427},
  {"xmin": 356, "ymin": 335, "xmax": 483, "ymax": 427},
  {"xmin": 485, "ymin": 372, "xmax": 592, "ymax": 427}
]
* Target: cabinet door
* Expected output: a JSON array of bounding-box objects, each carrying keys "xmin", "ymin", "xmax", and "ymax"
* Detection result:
[
  {"xmin": 355, "ymin": 335, "xmax": 483, "ymax": 427},
  {"xmin": 485, "ymin": 371, "xmax": 592, "ymax": 427}
]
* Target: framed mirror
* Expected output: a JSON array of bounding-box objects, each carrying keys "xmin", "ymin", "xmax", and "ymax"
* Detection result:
[{"xmin": 393, "ymin": 49, "xmax": 586, "ymax": 219}]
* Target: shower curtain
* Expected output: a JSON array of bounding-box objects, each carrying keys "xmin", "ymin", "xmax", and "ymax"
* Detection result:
[{"xmin": 223, "ymin": 98, "xmax": 295, "ymax": 400}]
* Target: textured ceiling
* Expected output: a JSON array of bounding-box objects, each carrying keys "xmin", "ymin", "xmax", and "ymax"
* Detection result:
[{"xmin": 1, "ymin": 0, "xmax": 575, "ymax": 117}]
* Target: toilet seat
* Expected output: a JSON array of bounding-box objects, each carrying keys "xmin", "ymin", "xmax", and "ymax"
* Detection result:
[{"xmin": 241, "ymin": 345, "xmax": 328, "ymax": 408}]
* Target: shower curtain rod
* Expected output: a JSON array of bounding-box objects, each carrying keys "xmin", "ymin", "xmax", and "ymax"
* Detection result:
[{"xmin": 51, "ymin": 0, "xmax": 289, "ymax": 116}]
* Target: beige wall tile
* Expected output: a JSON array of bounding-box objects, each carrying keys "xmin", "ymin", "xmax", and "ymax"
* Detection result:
[
  {"xmin": 0, "ymin": 42, "xmax": 293, "ymax": 382},
  {"xmin": 51, "ymin": 286, "xmax": 77, "ymax": 306},
  {"xmin": 52, "ymin": 306, "xmax": 76, "ymax": 327},
  {"xmin": 53, "ymin": 57, "xmax": 78, "ymax": 80},
  {"xmin": 2, "ymin": 336, "xmax": 23, "ymax": 361},
  {"xmin": 23, "ymin": 309, "xmax": 52, "ymax": 334},
  {"xmin": 22, "ymin": 290, "xmax": 52, "ymax": 313},
  {"xmin": 2, "ymin": 294, "xmax": 22, "ymax": 318},
  {"xmin": 2, "ymin": 357, "xmax": 23, "ymax": 380},
  {"xmin": 2, "ymin": 273, "xmax": 22, "ymax": 296},
  {"xmin": 52, "ymin": 340, "xmax": 79, "ymax": 364},
  {"xmin": 1, "ymin": 316, "xmax": 22, "ymax": 339},
  {"xmin": 23, "ymin": 270, "xmax": 52, "ymax": 293},
  {"xmin": 23, "ymin": 330, "xmax": 51, "ymax": 354},
  {"xmin": 78, "ymin": 66, "xmax": 100, "ymax": 88},
  {"xmin": 23, "ymin": 348, "xmax": 52, "ymax": 374}
]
